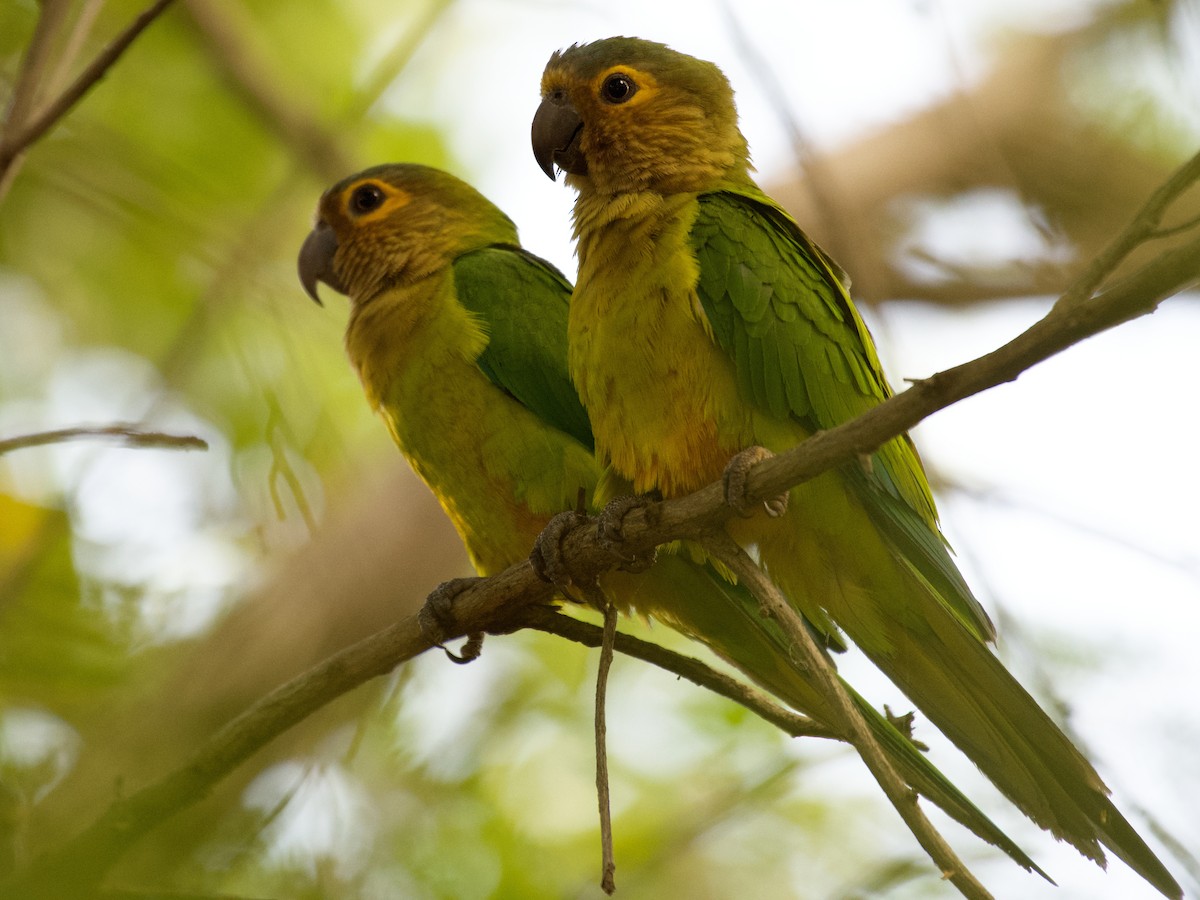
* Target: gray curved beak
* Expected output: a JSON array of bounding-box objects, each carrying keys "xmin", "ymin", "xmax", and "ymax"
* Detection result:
[
  {"xmin": 532, "ymin": 93, "xmax": 586, "ymax": 180},
  {"xmin": 297, "ymin": 221, "xmax": 343, "ymax": 306}
]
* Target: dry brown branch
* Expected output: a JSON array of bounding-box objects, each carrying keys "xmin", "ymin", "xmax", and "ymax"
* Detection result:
[
  {"xmin": 10, "ymin": 146, "xmax": 1199, "ymax": 898},
  {"xmin": 0, "ymin": 425, "xmax": 208, "ymax": 455},
  {"xmin": 519, "ymin": 607, "xmax": 835, "ymax": 740},
  {"xmin": 704, "ymin": 530, "xmax": 990, "ymax": 899},
  {"xmin": 7, "ymin": 599, "xmax": 830, "ymax": 897},
  {"xmin": 593, "ymin": 595, "xmax": 618, "ymax": 895}
]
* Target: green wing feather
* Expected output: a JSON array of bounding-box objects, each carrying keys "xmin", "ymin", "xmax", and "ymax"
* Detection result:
[
  {"xmin": 637, "ymin": 554, "xmax": 1048, "ymax": 880},
  {"xmin": 691, "ymin": 188, "xmax": 994, "ymax": 641},
  {"xmin": 452, "ymin": 245, "xmax": 594, "ymax": 451}
]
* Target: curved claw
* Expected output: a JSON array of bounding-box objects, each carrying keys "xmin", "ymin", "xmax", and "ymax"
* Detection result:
[
  {"xmin": 723, "ymin": 446, "xmax": 790, "ymax": 518},
  {"xmin": 529, "ymin": 510, "xmax": 590, "ymax": 602},
  {"xmin": 597, "ymin": 494, "xmax": 659, "ymax": 573},
  {"xmin": 419, "ymin": 576, "xmax": 485, "ymax": 664}
]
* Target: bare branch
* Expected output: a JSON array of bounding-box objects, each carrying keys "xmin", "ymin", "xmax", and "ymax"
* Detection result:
[
  {"xmin": 704, "ymin": 530, "xmax": 991, "ymax": 899},
  {"xmin": 0, "ymin": 425, "xmax": 208, "ymax": 455},
  {"xmin": 0, "ymin": 0, "xmax": 178, "ymax": 178},
  {"xmin": 6, "ymin": 592, "xmax": 831, "ymax": 896}
]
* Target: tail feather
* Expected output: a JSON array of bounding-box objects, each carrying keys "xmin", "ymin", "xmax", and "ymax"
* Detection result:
[
  {"xmin": 757, "ymin": 477, "xmax": 1182, "ymax": 899},
  {"xmin": 610, "ymin": 553, "xmax": 1052, "ymax": 881}
]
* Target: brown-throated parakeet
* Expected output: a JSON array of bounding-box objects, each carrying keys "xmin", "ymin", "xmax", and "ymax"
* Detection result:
[{"xmin": 532, "ymin": 37, "xmax": 1179, "ymax": 898}]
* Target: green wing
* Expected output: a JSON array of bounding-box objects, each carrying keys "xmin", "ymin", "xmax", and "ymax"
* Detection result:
[
  {"xmin": 453, "ymin": 245, "xmax": 593, "ymax": 451},
  {"xmin": 690, "ymin": 188, "xmax": 993, "ymax": 641}
]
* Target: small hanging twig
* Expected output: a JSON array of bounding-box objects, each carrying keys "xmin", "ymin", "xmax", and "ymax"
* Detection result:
[{"xmin": 590, "ymin": 590, "xmax": 619, "ymax": 895}]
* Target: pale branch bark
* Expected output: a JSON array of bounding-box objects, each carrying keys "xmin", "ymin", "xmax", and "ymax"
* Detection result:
[
  {"xmin": 3, "ymin": 1, "xmax": 71, "ymax": 133},
  {"xmin": 0, "ymin": 425, "xmax": 208, "ymax": 456},
  {"xmin": 41, "ymin": 1, "xmax": 108, "ymax": 104},
  {"xmin": 11, "ymin": 148, "xmax": 1199, "ymax": 896},
  {"xmin": 704, "ymin": 530, "xmax": 991, "ymax": 900},
  {"xmin": 0, "ymin": 0, "xmax": 178, "ymax": 179}
]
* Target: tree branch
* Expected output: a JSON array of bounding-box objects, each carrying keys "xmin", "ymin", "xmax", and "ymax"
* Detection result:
[
  {"xmin": 7, "ymin": 598, "xmax": 830, "ymax": 897},
  {"xmin": 0, "ymin": 0, "xmax": 178, "ymax": 179},
  {"xmin": 703, "ymin": 530, "xmax": 991, "ymax": 899},
  {"xmin": 0, "ymin": 425, "xmax": 208, "ymax": 456},
  {"xmin": 592, "ymin": 595, "xmax": 618, "ymax": 895},
  {"xmin": 10, "ymin": 146, "xmax": 1199, "ymax": 896},
  {"xmin": 519, "ymin": 607, "xmax": 837, "ymax": 740}
]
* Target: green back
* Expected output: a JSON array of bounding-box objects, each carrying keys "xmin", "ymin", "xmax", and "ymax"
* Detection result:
[
  {"xmin": 690, "ymin": 187, "xmax": 993, "ymax": 640},
  {"xmin": 452, "ymin": 245, "xmax": 594, "ymax": 452}
]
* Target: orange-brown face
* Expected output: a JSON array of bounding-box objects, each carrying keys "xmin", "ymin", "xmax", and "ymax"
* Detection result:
[
  {"xmin": 531, "ymin": 38, "xmax": 746, "ymax": 195},
  {"xmin": 298, "ymin": 164, "xmax": 514, "ymax": 307},
  {"xmin": 298, "ymin": 170, "xmax": 416, "ymax": 306}
]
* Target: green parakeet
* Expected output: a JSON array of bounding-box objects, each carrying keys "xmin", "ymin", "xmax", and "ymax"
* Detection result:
[
  {"xmin": 532, "ymin": 37, "xmax": 1179, "ymax": 898},
  {"xmin": 298, "ymin": 162, "xmax": 1046, "ymax": 877}
]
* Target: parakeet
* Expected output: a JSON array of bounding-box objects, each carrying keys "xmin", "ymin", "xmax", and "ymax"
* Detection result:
[
  {"xmin": 532, "ymin": 37, "xmax": 1179, "ymax": 898},
  {"xmin": 298, "ymin": 162, "xmax": 1046, "ymax": 877}
]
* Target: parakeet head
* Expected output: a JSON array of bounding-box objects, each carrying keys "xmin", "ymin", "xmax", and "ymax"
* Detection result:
[
  {"xmin": 299, "ymin": 163, "xmax": 517, "ymax": 306},
  {"xmin": 532, "ymin": 37, "xmax": 751, "ymax": 194}
]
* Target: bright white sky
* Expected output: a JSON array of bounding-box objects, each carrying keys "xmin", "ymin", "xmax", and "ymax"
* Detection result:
[{"xmin": 367, "ymin": 1, "xmax": 1200, "ymax": 897}]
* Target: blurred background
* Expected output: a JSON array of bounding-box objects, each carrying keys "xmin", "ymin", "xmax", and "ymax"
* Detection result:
[{"xmin": 1, "ymin": 0, "xmax": 1198, "ymax": 897}]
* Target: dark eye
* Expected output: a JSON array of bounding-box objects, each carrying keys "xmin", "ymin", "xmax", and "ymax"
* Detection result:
[
  {"xmin": 601, "ymin": 73, "xmax": 636, "ymax": 104},
  {"xmin": 349, "ymin": 183, "xmax": 385, "ymax": 214}
]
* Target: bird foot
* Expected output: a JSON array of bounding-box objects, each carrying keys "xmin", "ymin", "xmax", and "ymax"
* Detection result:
[
  {"xmin": 597, "ymin": 493, "xmax": 660, "ymax": 573},
  {"xmin": 418, "ymin": 577, "xmax": 485, "ymax": 664},
  {"xmin": 723, "ymin": 446, "xmax": 789, "ymax": 517},
  {"xmin": 529, "ymin": 509, "xmax": 592, "ymax": 602}
]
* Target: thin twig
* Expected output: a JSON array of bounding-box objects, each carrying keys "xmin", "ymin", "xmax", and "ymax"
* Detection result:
[
  {"xmin": 703, "ymin": 531, "xmax": 991, "ymax": 900},
  {"xmin": 593, "ymin": 594, "xmax": 618, "ymax": 895},
  {"xmin": 1054, "ymin": 147, "xmax": 1200, "ymax": 307},
  {"xmin": 0, "ymin": 0, "xmax": 178, "ymax": 175},
  {"xmin": 0, "ymin": 0, "xmax": 71, "ymax": 200},
  {"xmin": 4, "ymin": 598, "xmax": 830, "ymax": 896},
  {"xmin": 1149, "ymin": 209, "xmax": 1200, "ymax": 240},
  {"xmin": 40, "ymin": 0, "xmax": 107, "ymax": 102},
  {"xmin": 0, "ymin": 425, "xmax": 208, "ymax": 456}
]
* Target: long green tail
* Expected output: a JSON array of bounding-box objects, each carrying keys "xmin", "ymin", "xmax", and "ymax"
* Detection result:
[
  {"xmin": 619, "ymin": 552, "xmax": 1052, "ymax": 882},
  {"xmin": 793, "ymin": 478, "xmax": 1184, "ymax": 899}
]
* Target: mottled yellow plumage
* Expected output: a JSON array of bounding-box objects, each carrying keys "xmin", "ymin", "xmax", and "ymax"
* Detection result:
[
  {"xmin": 350, "ymin": 276, "xmax": 590, "ymax": 574},
  {"xmin": 306, "ymin": 165, "xmax": 596, "ymax": 575}
]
